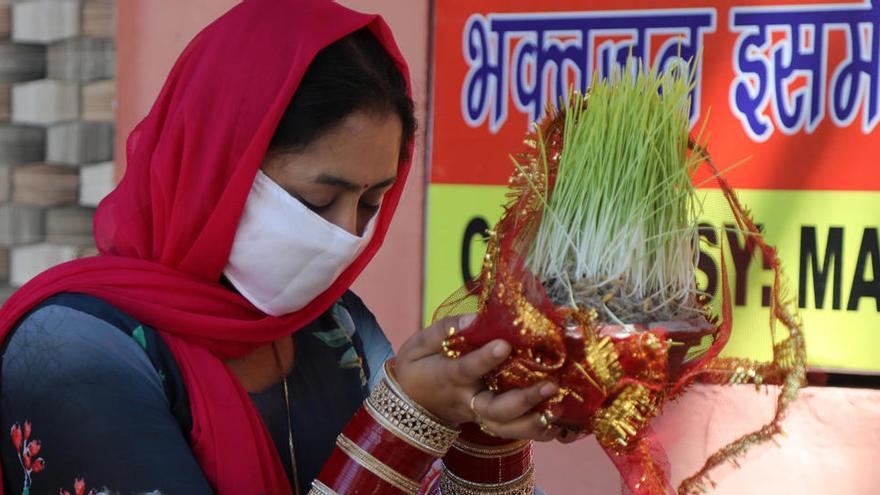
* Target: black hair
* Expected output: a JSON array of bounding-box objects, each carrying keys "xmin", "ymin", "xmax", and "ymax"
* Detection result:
[{"xmin": 269, "ymin": 27, "xmax": 416, "ymax": 161}]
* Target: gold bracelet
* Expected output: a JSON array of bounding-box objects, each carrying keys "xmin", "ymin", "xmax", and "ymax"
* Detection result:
[
  {"xmin": 364, "ymin": 392, "xmax": 448, "ymax": 457},
  {"xmin": 451, "ymin": 438, "xmax": 531, "ymax": 459},
  {"xmin": 367, "ymin": 375, "xmax": 459, "ymax": 456},
  {"xmin": 439, "ymin": 463, "xmax": 535, "ymax": 495},
  {"xmin": 307, "ymin": 480, "xmax": 338, "ymax": 495},
  {"xmin": 336, "ymin": 433, "xmax": 421, "ymax": 494},
  {"xmin": 383, "ymin": 359, "xmax": 456, "ymax": 427}
]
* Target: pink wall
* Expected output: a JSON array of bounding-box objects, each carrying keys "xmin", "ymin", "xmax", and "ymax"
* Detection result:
[
  {"xmin": 115, "ymin": 0, "xmax": 428, "ymax": 346},
  {"xmin": 533, "ymin": 384, "xmax": 880, "ymax": 494},
  {"xmin": 116, "ymin": 3, "xmax": 880, "ymax": 494}
]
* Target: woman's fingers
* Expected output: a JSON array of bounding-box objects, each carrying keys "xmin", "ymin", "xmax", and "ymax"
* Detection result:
[
  {"xmin": 404, "ymin": 314, "xmax": 477, "ymax": 360},
  {"xmin": 473, "ymin": 382, "xmax": 561, "ymax": 440},
  {"xmin": 452, "ymin": 339, "xmax": 510, "ymax": 384},
  {"xmin": 556, "ymin": 429, "xmax": 585, "ymax": 444},
  {"xmin": 475, "ymin": 381, "xmax": 558, "ymax": 423},
  {"xmin": 479, "ymin": 411, "xmax": 553, "ymax": 440},
  {"xmin": 534, "ymin": 426, "xmax": 562, "ymax": 443},
  {"xmin": 395, "ymin": 314, "xmax": 578, "ymax": 433}
]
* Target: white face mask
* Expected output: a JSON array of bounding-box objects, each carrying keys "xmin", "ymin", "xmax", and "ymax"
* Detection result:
[{"xmin": 223, "ymin": 170, "xmax": 375, "ymax": 316}]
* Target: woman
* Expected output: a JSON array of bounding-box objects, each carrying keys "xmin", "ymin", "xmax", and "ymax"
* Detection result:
[{"xmin": 0, "ymin": 1, "xmax": 562, "ymax": 494}]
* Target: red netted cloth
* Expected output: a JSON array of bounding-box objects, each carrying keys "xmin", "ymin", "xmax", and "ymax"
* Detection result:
[{"xmin": 433, "ymin": 110, "xmax": 806, "ymax": 495}]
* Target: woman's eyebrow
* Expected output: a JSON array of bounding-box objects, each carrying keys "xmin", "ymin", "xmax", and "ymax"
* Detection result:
[{"xmin": 314, "ymin": 173, "xmax": 397, "ymax": 191}]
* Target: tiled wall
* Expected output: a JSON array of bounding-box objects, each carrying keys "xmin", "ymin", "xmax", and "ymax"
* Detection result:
[{"xmin": 0, "ymin": 0, "xmax": 115, "ymax": 299}]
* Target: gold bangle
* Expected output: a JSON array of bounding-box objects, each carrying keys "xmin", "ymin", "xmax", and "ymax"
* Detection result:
[
  {"xmin": 452, "ymin": 438, "xmax": 531, "ymax": 459},
  {"xmin": 367, "ymin": 377, "xmax": 459, "ymax": 455},
  {"xmin": 336, "ymin": 433, "xmax": 421, "ymax": 494},
  {"xmin": 367, "ymin": 363, "xmax": 460, "ymax": 455},
  {"xmin": 307, "ymin": 480, "xmax": 338, "ymax": 495},
  {"xmin": 383, "ymin": 359, "xmax": 455, "ymax": 427},
  {"xmin": 439, "ymin": 463, "xmax": 535, "ymax": 495},
  {"xmin": 362, "ymin": 392, "xmax": 444, "ymax": 457}
]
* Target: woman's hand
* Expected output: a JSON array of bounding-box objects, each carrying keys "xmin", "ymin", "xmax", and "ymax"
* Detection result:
[{"xmin": 393, "ymin": 314, "xmax": 562, "ymax": 442}]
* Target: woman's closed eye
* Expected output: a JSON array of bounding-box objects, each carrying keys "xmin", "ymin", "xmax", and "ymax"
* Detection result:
[
  {"xmin": 298, "ymin": 196, "xmax": 333, "ymax": 213},
  {"xmin": 297, "ymin": 195, "xmax": 381, "ymax": 215},
  {"xmin": 359, "ymin": 199, "xmax": 381, "ymax": 213}
]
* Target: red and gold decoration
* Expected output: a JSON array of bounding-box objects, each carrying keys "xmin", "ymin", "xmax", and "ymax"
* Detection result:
[{"xmin": 434, "ymin": 80, "xmax": 807, "ymax": 494}]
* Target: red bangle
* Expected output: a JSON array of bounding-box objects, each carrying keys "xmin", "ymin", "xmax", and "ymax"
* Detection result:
[
  {"xmin": 314, "ymin": 409, "xmax": 430, "ymax": 494},
  {"xmin": 444, "ymin": 437, "xmax": 531, "ymax": 484},
  {"xmin": 312, "ymin": 376, "xmax": 460, "ymax": 494},
  {"xmin": 345, "ymin": 406, "xmax": 438, "ymax": 481},
  {"xmin": 317, "ymin": 443, "xmax": 409, "ymax": 494},
  {"xmin": 439, "ymin": 424, "xmax": 535, "ymax": 493}
]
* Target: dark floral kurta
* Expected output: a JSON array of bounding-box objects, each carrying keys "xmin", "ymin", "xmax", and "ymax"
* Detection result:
[{"xmin": 0, "ymin": 292, "xmax": 393, "ymax": 495}]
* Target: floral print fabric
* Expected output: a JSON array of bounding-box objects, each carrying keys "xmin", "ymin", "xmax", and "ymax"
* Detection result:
[{"xmin": 1, "ymin": 292, "xmax": 392, "ymax": 494}]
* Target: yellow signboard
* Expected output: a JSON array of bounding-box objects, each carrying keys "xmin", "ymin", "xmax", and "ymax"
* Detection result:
[{"xmin": 425, "ymin": 185, "xmax": 880, "ymax": 372}]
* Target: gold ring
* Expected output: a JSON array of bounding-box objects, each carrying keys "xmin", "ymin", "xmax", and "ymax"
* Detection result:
[
  {"xmin": 538, "ymin": 411, "xmax": 554, "ymax": 430},
  {"xmin": 479, "ymin": 421, "xmax": 498, "ymax": 438},
  {"xmin": 469, "ymin": 393, "xmax": 484, "ymax": 426},
  {"xmin": 441, "ymin": 325, "xmax": 460, "ymax": 359}
]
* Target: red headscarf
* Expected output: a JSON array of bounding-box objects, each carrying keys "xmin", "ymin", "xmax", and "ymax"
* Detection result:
[{"xmin": 0, "ymin": 1, "xmax": 412, "ymax": 493}]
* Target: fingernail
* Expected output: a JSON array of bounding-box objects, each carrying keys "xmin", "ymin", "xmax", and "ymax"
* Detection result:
[
  {"xmin": 540, "ymin": 383, "xmax": 558, "ymax": 397},
  {"xmin": 492, "ymin": 340, "xmax": 510, "ymax": 358},
  {"xmin": 458, "ymin": 314, "xmax": 477, "ymax": 328}
]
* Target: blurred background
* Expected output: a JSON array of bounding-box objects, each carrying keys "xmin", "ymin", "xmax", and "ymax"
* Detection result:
[
  {"xmin": 0, "ymin": 0, "xmax": 112, "ymax": 298},
  {"xmin": 0, "ymin": 0, "xmax": 877, "ymax": 493}
]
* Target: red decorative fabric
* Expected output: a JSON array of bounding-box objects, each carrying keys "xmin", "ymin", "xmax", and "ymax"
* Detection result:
[{"xmin": 0, "ymin": 1, "xmax": 412, "ymax": 494}]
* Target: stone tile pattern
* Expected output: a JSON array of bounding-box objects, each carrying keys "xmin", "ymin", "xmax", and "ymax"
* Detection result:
[{"xmin": 0, "ymin": 0, "xmax": 116, "ymax": 298}]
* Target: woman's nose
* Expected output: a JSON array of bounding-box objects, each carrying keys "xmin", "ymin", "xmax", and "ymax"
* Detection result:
[{"xmin": 322, "ymin": 202, "xmax": 359, "ymax": 237}]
